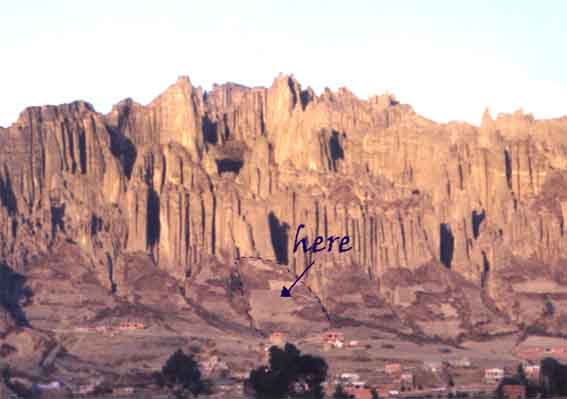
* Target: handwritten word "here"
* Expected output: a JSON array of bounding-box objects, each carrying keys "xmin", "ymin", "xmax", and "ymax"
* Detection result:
[{"xmin": 293, "ymin": 224, "xmax": 352, "ymax": 254}]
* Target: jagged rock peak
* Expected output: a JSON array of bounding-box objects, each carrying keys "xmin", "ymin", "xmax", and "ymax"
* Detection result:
[
  {"xmin": 478, "ymin": 108, "xmax": 499, "ymax": 148},
  {"xmin": 369, "ymin": 92, "xmax": 400, "ymax": 108},
  {"xmin": 176, "ymin": 75, "xmax": 192, "ymax": 86},
  {"xmin": 15, "ymin": 100, "xmax": 95, "ymax": 126},
  {"xmin": 480, "ymin": 107, "xmax": 494, "ymax": 128},
  {"xmin": 212, "ymin": 81, "xmax": 250, "ymax": 91},
  {"xmin": 113, "ymin": 97, "xmax": 140, "ymax": 108},
  {"xmin": 496, "ymin": 108, "xmax": 535, "ymax": 123},
  {"xmin": 147, "ymin": 75, "xmax": 195, "ymax": 106},
  {"xmin": 270, "ymin": 73, "xmax": 302, "ymax": 95}
]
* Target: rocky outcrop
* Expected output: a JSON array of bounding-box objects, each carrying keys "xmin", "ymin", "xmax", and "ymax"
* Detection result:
[{"xmin": 1, "ymin": 74, "xmax": 567, "ymax": 340}]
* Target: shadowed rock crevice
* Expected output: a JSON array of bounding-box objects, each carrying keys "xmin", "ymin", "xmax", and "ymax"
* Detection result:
[
  {"xmin": 481, "ymin": 251, "xmax": 490, "ymax": 288},
  {"xmin": 300, "ymin": 89, "xmax": 313, "ymax": 110},
  {"xmin": 202, "ymin": 113, "xmax": 218, "ymax": 145},
  {"xmin": 0, "ymin": 263, "xmax": 31, "ymax": 327},
  {"xmin": 108, "ymin": 127, "xmax": 137, "ymax": 179},
  {"xmin": 268, "ymin": 212, "xmax": 289, "ymax": 265},
  {"xmin": 147, "ymin": 188, "xmax": 160, "ymax": 252},
  {"xmin": 472, "ymin": 209, "xmax": 486, "ymax": 239},
  {"xmin": 90, "ymin": 214, "xmax": 102, "ymax": 236},
  {"xmin": 215, "ymin": 141, "xmax": 246, "ymax": 175},
  {"xmin": 107, "ymin": 252, "xmax": 117, "ymax": 293},
  {"xmin": 216, "ymin": 159, "xmax": 244, "ymax": 174},
  {"xmin": 287, "ymin": 77, "xmax": 298, "ymax": 110},
  {"xmin": 50, "ymin": 204, "xmax": 66, "ymax": 239},
  {"xmin": 0, "ymin": 168, "xmax": 18, "ymax": 215},
  {"xmin": 440, "ymin": 223, "xmax": 454, "ymax": 269},
  {"xmin": 67, "ymin": 127, "xmax": 78, "ymax": 173},
  {"xmin": 504, "ymin": 149, "xmax": 513, "ymax": 190},
  {"xmin": 329, "ymin": 130, "xmax": 344, "ymax": 172},
  {"xmin": 78, "ymin": 129, "xmax": 87, "ymax": 174}
]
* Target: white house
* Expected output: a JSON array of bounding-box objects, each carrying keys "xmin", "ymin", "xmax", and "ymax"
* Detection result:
[
  {"xmin": 424, "ymin": 361, "xmax": 444, "ymax": 373},
  {"xmin": 484, "ymin": 368, "xmax": 505, "ymax": 384}
]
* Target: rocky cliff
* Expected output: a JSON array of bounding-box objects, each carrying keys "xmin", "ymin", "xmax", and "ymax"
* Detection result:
[{"xmin": 2, "ymin": 74, "xmax": 567, "ymax": 345}]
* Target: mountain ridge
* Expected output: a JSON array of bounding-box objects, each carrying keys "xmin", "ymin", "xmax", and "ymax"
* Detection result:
[{"xmin": 2, "ymin": 73, "xmax": 567, "ymax": 356}]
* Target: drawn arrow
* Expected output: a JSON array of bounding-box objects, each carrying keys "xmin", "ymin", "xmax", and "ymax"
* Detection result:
[{"xmin": 281, "ymin": 259, "xmax": 316, "ymax": 297}]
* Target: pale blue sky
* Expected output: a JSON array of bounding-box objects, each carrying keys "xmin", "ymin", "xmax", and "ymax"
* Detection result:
[{"xmin": 1, "ymin": 0, "xmax": 566, "ymax": 127}]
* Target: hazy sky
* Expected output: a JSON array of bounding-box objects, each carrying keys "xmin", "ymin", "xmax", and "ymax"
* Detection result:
[{"xmin": 1, "ymin": 0, "xmax": 566, "ymax": 127}]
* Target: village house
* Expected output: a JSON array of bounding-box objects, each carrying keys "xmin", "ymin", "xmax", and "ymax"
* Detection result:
[
  {"xmin": 89, "ymin": 318, "xmax": 147, "ymax": 335},
  {"xmin": 202, "ymin": 355, "xmax": 228, "ymax": 377},
  {"xmin": 423, "ymin": 360, "xmax": 444, "ymax": 373},
  {"xmin": 350, "ymin": 381, "xmax": 367, "ymax": 389},
  {"xmin": 31, "ymin": 380, "xmax": 67, "ymax": 398},
  {"xmin": 95, "ymin": 325, "xmax": 109, "ymax": 333},
  {"xmin": 202, "ymin": 355, "xmax": 220, "ymax": 375},
  {"xmin": 269, "ymin": 332, "xmax": 286, "ymax": 347},
  {"xmin": 393, "ymin": 286, "xmax": 415, "ymax": 307},
  {"xmin": 500, "ymin": 381, "xmax": 526, "ymax": 399},
  {"xmin": 291, "ymin": 381, "xmax": 310, "ymax": 394},
  {"xmin": 400, "ymin": 372, "xmax": 414, "ymax": 390},
  {"xmin": 74, "ymin": 377, "xmax": 104, "ymax": 395},
  {"xmin": 322, "ymin": 331, "xmax": 345, "ymax": 349},
  {"xmin": 484, "ymin": 368, "xmax": 505, "ymax": 384},
  {"xmin": 514, "ymin": 336, "xmax": 567, "ymax": 362},
  {"xmin": 113, "ymin": 386, "xmax": 135, "ymax": 396},
  {"xmin": 385, "ymin": 363, "xmax": 402, "ymax": 375},
  {"xmin": 336, "ymin": 373, "xmax": 360, "ymax": 385},
  {"xmin": 448, "ymin": 357, "xmax": 471, "ymax": 368},
  {"xmin": 376, "ymin": 384, "xmax": 399, "ymax": 398},
  {"xmin": 232, "ymin": 371, "xmax": 250, "ymax": 381},
  {"xmin": 523, "ymin": 364, "xmax": 540, "ymax": 381},
  {"xmin": 344, "ymin": 386, "xmax": 373, "ymax": 399},
  {"xmin": 117, "ymin": 319, "xmax": 146, "ymax": 331}
]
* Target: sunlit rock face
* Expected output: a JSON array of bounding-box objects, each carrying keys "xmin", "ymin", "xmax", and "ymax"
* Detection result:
[{"xmin": 2, "ymin": 74, "xmax": 567, "ymax": 339}]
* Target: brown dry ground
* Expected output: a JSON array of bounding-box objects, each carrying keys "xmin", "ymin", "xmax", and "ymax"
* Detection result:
[{"xmin": 0, "ymin": 248, "xmax": 555, "ymax": 397}]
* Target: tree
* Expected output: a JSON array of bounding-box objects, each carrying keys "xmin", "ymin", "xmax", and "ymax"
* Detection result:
[
  {"xmin": 333, "ymin": 384, "xmax": 354, "ymax": 399},
  {"xmin": 156, "ymin": 349, "xmax": 205, "ymax": 397},
  {"xmin": 517, "ymin": 364, "xmax": 527, "ymax": 385},
  {"xmin": 448, "ymin": 375, "xmax": 455, "ymax": 387},
  {"xmin": 496, "ymin": 377, "xmax": 524, "ymax": 399},
  {"xmin": 248, "ymin": 343, "xmax": 328, "ymax": 399},
  {"xmin": 540, "ymin": 357, "xmax": 567, "ymax": 397},
  {"xmin": 544, "ymin": 295, "xmax": 555, "ymax": 317}
]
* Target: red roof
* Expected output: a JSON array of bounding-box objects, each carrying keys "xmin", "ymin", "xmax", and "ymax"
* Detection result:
[{"xmin": 345, "ymin": 387, "xmax": 373, "ymax": 399}]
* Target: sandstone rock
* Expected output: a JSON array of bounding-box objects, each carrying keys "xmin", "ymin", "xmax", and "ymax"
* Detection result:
[{"xmin": 1, "ymin": 74, "xmax": 567, "ymax": 341}]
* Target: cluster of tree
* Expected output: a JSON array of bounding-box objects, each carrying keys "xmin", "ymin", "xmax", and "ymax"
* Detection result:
[
  {"xmin": 539, "ymin": 357, "xmax": 567, "ymax": 397},
  {"xmin": 247, "ymin": 343, "xmax": 328, "ymax": 398},
  {"xmin": 332, "ymin": 384, "xmax": 354, "ymax": 399},
  {"xmin": 332, "ymin": 384, "xmax": 380, "ymax": 399},
  {"xmin": 154, "ymin": 349, "xmax": 209, "ymax": 398},
  {"xmin": 1, "ymin": 367, "xmax": 33, "ymax": 398},
  {"xmin": 148, "ymin": 350, "xmax": 567, "ymax": 399},
  {"xmin": 494, "ymin": 364, "xmax": 537, "ymax": 399},
  {"xmin": 494, "ymin": 358, "xmax": 567, "ymax": 399}
]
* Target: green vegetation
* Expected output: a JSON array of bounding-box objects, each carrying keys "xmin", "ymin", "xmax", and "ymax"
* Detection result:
[
  {"xmin": 540, "ymin": 357, "xmax": 567, "ymax": 397},
  {"xmin": 247, "ymin": 343, "xmax": 328, "ymax": 399},
  {"xmin": 332, "ymin": 384, "xmax": 354, "ymax": 398},
  {"xmin": 154, "ymin": 349, "xmax": 207, "ymax": 397},
  {"xmin": 496, "ymin": 360, "xmax": 548, "ymax": 399}
]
